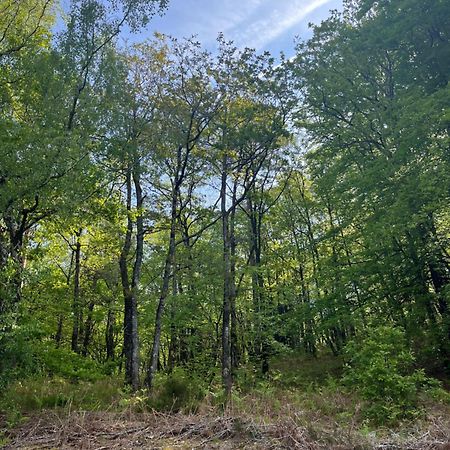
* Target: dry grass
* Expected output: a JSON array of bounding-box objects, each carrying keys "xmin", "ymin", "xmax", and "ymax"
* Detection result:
[
  {"xmin": 2, "ymin": 399, "xmax": 449, "ymax": 450},
  {"xmin": 228, "ymin": 387, "xmax": 450, "ymax": 450},
  {"xmin": 2, "ymin": 409, "xmax": 274, "ymax": 449},
  {"xmin": 2, "ymin": 359, "xmax": 449, "ymax": 449}
]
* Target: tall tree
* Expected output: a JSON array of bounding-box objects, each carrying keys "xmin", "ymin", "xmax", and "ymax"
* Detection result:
[
  {"xmin": 293, "ymin": 0, "xmax": 450, "ymax": 367},
  {"xmin": 146, "ymin": 37, "xmax": 220, "ymax": 389},
  {"xmin": 210, "ymin": 40, "xmax": 292, "ymax": 401}
]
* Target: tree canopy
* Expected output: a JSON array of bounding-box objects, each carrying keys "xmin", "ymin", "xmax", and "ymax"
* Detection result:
[{"xmin": 0, "ymin": 0, "xmax": 449, "ymax": 425}]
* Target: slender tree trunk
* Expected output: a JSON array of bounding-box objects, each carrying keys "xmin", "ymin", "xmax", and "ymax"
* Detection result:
[
  {"xmin": 106, "ymin": 302, "xmax": 115, "ymax": 360},
  {"xmin": 119, "ymin": 166, "xmax": 140, "ymax": 391},
  {"xmin": 420, "ymin": 216, "xmax": 450, "ymax": 316},
  {"xmin": 55, "ymin": 248, "xmax": 74, "ymax": 349},
  {"xmin": 146, "ymin": 181, "xmax": 179, "ymax": 389},
  {"xmin": 82, "ymin": 299, "xmax": 95, "ymax": 357},
  {"xmin": 55, "ymin": 315, "xmax": 64, "ymax": 347},
  {"xmin": 221, "ymin": 155, "xmax": 232, "ymax": 403},
  {"xmin": 1, "ymin": 196, "xmax": 40, "ymax": 319},
  {"xmin": 128, "ymin": 166, "xmax": 143, "ymax": 388},
  {"xmin": 230, "ymin": 181, "xmax": 239, "ymax": 372},
  {"xmin": 3, "ymin": 213, "xmax": 25, "ymax": 308},
  {"xmin": 0, "ymin": 230, "xmax": 8, "ymax": 270},
  {"xmin": 168, "ymin": 263, "xmax": 178, "ymax": 372},
  {"xmin": 247, "ymin": 193, "xmax": 269, "ymax": 371},
  {"xmin": 405, "ymin": 230, "xmax": 437, "ymax": 324},
  {"xmin": 71, "ymin": 229, "xmax": 82, "ymax": 353},
  {"xmin": 82, "ymin": 275, "xmax": 97, "ymax": 358},
  {"xmin": 147, "ymin": 138, "xmax": 197, "ymax": 389}
]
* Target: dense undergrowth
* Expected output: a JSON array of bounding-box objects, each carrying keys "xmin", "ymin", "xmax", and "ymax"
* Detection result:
[{"xmin": 1, "ymin": 327, "xmax": 449, "ymax": 448}]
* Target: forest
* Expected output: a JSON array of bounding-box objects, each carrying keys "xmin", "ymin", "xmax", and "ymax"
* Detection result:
[{"xmin": 0, "ymin": 0, "xmax": 449, "ymax": 448}]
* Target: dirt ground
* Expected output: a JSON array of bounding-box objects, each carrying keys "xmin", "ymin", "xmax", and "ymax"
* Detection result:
[
  {"xmin": 2, "ymin": 411, "xmax": 286, "ymax": 449},
  {"xmin": 2, "ymin": 410, "xmax": 450, "ymax": 449}
]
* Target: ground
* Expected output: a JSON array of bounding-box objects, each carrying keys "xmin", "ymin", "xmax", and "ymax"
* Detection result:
[
  {"xmin": 3, "ymin": 409, "xmax": 450, "ymax": 450},
  {"xmin": 3, "ymin": 411, "xmax": 278, "ymax": 449}
]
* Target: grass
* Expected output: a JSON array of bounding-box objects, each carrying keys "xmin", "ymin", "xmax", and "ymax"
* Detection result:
[
  {"xmin": 269, "ymin": 351, "xmax": 344, "ymax": 387},
  {"xmin": 228, "ymin": 360, "xmax": 450, "ymax": 449},
  {"xmin": 0, "ymin": 375, "xmax": 127, "ymax": 446},
  {"xmin": 0, "ymin": 376, "xmax": 124, "ymax": 420},
  {"xmin": 228, "ymin": 351, "xmax": 450, "ymax": 447},
  {"xmin": 1, "ymin": 352, "xmax": 449, "ymax": 449}
]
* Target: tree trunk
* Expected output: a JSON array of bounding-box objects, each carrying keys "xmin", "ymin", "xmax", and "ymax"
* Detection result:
[
  {"xmin": 247, "ymin": 193, "xmax": 268, "ymax": 371},
  {"xmin": 82, "ymin": 302, "xmax": 94, "ymax": 357},
  {"xmin": 119, "ymin": 166, "xmax": 140, "ymax": 391},
  {"xmin": 71, "ymin": 229, "xmax": 82, "ymax": 353},
  {"xmin": 146, "ymin": 181, "xmax": 179, "ymax": 389},
  {"xmin": 129, "ymin": 166, "xmax": 143, "ymax": 388},
  {"xmin": 82, "ymin": 297, "xmax": 95, "ymax": 357},
  {"xmin": 221, "ymin": 155, "xmax": 232, "ymax": 403},
  {"xmin": 230, "ymin": 181, "xmax": 239, "ymax": 372},
  {"xmin": 3, "ymin": 213, "xmax": 25, "ymax": 308},
  {"xmin": 168, "ymin": 264, "xmax": 178, "ymax": 372},
  {"xmin": 55, "ymin": 315, "xmax": 64, "ymax": 348},
  {"xmin": 106, "ymin": 303, "xmax": 115, "ymax": 360}
]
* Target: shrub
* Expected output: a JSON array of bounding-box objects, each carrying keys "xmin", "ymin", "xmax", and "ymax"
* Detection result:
[
  {"xmin": 0, "ymin": 329, "xmax": 105, "ymax": 390},
  {"xmin": 38, "ymin": 346, "xmax": 103, "ymax": 382},
  {"xmin": 147, "ymin": 368, "xmax": 206, "ymax": 413},
  {"xmin": 0, "ymin": 324, "xmax": 43, "ymax": 390},
  {"xmin": 343, "ymin": 325, "xmax": 434, "ymax": 425}
]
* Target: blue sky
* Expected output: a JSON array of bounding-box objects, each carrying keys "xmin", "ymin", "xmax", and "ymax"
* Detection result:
[
  {"xmin": 57, "ymin": 1, "xmax": 342, "ymax": 56},
  {"xmin": 138, "ymin": 0, "xmax": 342, "ymax": 56}
]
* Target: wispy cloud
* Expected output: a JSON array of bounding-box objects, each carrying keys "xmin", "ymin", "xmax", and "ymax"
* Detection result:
[
  {"xmin": 169, "ymin": 0, "xmax": 266, "ymax": 43},
  {"xmin": 228, "ymin": 0, "xmax": 333, "ymax": 50},
  {"xmin": 147, "ymin": 0, "xmax": 338, "ymax": 52}
]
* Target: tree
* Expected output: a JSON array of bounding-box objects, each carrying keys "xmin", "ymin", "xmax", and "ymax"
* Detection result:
[
  {"xmin": 145, "ymin": 37, "xmax": 221, "ymax": 389},
  {"xmin": 0, "ymin": 0, "xmax": 54, "ymax": 59},
  {"xmin": 208, "ymin": 39, "xmax": 292, "ymax": 401},
  {"xmin": 0, "ymin": 0, "xmax": 168, "ymax": 386},
  {"xmin": 292, "ymin": 0, "xmax": 450, "ymax": 367}
]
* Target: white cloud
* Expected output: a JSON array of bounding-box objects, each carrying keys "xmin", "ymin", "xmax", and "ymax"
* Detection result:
[
  {"xmin": 190, "ymin": 0, "xmax": 266, "ymax": 41},
  {"xmin": 229, "ymin": 0, "xmax": 333, "ymax": 50},
  {"xmin": 148, "ymin": 0, "xmax": 336, "ymax": 52}
]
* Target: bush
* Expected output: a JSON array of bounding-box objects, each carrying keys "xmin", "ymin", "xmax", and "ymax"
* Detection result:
[
  {"xmin": 343, "ymin": 325, "xmax": 434, "ymax": 425},
  {"xmin": 0, "ymin": 324, "xmax": 43, "ymax": 390},
  {"xmin": 38, "ymin": 346, "xmax": 103, "ymax": 382},
  {"xmin": 147, "ymin": 368, "xmax": 206, "ymax": 413},
  {"xmin": 0, "ymin": 327, "xmax": 105, "ymax": 390}
]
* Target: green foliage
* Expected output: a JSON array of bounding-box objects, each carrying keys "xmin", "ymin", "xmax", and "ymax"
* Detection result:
[
  {"xmin": 343, "ymin": 326, "xmax": 436, "ymax": 424},
  {"xmin": 37, "ymin": 346, "xmax": 104, "ymax": 382},
  {"xmin": 0, "ymin": 377, "xmax": 123, "ymax": 418},
  {"xmin": 0, "ymin": 323, "xmax": 43, "ymax": 390},
  {"xmin": 0, "ymin": 328, "xmax": 105, "ymax": 389},
  {"xmin": 270, "ymin": 352, "xmax": 344, "ymax": 389},
  {"xmin": 289, "ymin": 0, "xmax": 450, "ymax": 372},
  {"xmin": 0, "ymin": 0, "xmax": 449, "ymax": 431},
  {"xmin": 0, "ymin": 0, "xmax": 54, "ymax": 59},
  {"xmin": 147, "ymin": 368, "xmax": 207, "ymax": 413}
]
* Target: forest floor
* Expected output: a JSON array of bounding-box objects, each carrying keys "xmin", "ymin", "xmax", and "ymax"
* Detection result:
[
  {"xmin": 3, "ymin": 406, "xmax": 450, "ymax": 450},
  {"xmin": 2, "ymin": 355, "xmax": 450, "ymax": 449},
  {"xmin": 3, "ymin": 410, "xmax": 276, "ymax": 449}
]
